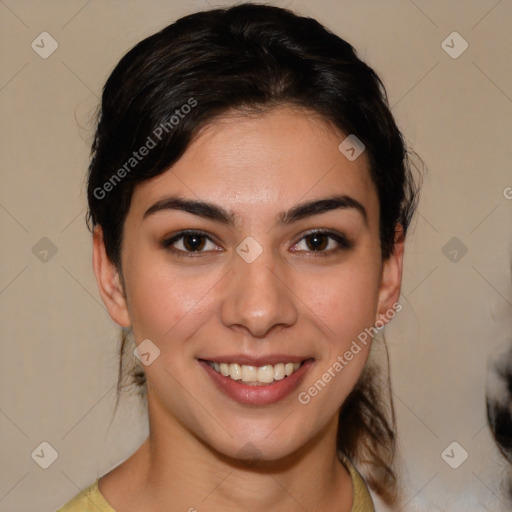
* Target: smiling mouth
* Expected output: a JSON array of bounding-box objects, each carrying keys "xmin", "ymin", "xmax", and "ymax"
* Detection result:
[{"xmin": 202, "ymin": 360, "xmax": 311, "ymax": 386}]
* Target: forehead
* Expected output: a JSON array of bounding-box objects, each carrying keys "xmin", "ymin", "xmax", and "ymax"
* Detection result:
[{"xmin": 128, "ymin": 106, "xmax": 378, "ymax": 225}]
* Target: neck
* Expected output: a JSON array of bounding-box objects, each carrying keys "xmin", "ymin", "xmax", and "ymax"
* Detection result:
[{"xmin": 103, "ymin": 392, "xmax": 354, "ymax": 512}]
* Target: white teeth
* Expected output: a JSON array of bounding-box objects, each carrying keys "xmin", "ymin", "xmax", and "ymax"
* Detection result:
[
  {"xmin": 273, "ymin": 363, "xmax": 285, "ymax": 380},
  {"xmin": 229, "ymin": 363, "xmax": 242, "ymax": 380},
  {"xmin": 257, "ymin": 365, "xmax": 274, "ymax": 383},
  {"xmin": 207, "ymin": 360, "xmax": 304, "ymax": 384},
  {"xmin": 241, "ymin": 365, "xmax": 257, "ymax": 382}
]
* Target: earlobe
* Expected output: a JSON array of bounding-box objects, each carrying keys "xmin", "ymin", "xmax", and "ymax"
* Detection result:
[
  {"xmin": 92, "ymin": 226, "xmax": 131, "ymax": 328},
  {"xmin": 375, "ymin": 224, "xmax": 404, "ymax": 325}
]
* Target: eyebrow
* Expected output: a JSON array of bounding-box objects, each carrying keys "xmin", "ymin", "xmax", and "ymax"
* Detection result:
[{"xmin": 143, "ymin": 194, "xmax": 367, "ymax": 227}]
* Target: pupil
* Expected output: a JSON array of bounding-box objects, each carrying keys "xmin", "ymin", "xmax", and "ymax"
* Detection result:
[
  {"xmin": 184, "ymin": 235, "xmax": 204, "ymax": 251},
  {"xmin": 308, "ymin": 233, "xmax": 327, "ymax": 251}
]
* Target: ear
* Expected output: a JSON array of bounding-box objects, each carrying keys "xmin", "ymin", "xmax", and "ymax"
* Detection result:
[
  {"xmin": 375, "ymin": 224, "xmax": 404, "ymax": 325},
  {"xmin": 92, "ymin": 225, "xmax": 131, "ymax": 328}
]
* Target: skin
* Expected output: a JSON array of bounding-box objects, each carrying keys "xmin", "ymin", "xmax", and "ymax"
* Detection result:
[{"xmin": 92, "ymin": 106, "xmax": 404, "ymax": 512}]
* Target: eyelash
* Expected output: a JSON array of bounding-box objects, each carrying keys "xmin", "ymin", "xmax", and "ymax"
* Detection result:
[{"xmin": 161, "ymin": 229, "xmax": 353, "ymax": 258}]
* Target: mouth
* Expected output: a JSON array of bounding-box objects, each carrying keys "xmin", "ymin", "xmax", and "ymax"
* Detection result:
[
  {"xmin": 198, "ymin": 357, "xmax": 315, "ymax": 405},
  {"xmin": 203, "ymin": 360, "xmax": 305, "ymax": 385}
]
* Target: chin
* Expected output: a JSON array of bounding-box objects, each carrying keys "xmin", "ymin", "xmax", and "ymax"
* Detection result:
[{"xmin": 200, "ymin": 414, "xmax": 328, "ymax": 466}]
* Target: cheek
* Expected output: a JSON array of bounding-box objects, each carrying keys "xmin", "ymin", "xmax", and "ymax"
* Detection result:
[
  {"xmin": 304, "ymin": 256, "xmax": 382, "ymax": 343},
  {"xmin": 295, "ymin": 255, "xmax": 381, "ymax": 407},
  {"xmin": 124, "ymin": 255, "xmax": 220, "ymax": 346}
]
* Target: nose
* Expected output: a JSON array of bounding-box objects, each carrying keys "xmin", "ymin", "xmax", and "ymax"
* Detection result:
[{"xmin": 220, "ymin": 244, "xmax": 298, "ymax": 338}]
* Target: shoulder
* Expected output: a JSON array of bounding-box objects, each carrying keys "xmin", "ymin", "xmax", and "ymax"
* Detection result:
[
  {"xmin": 56, "ymin": 478, "xmax": 116, "ymax": 512},
  {"xmin": 338, "ymin": 452, "xmax": 375, "ymax": 512}
]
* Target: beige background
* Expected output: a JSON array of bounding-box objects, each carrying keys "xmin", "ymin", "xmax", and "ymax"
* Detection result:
[{"xmin": 1, "ymin": 0, "xmax": 511, "ymax": 511}]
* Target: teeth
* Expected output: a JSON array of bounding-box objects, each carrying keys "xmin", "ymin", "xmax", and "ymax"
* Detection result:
[
  {"xmin": 274, "ymin": 363, "xmax": 285, "ymax": 381},
  {"xmin": 208, "ymin": 360, "xmax": 303, "ymax": 385},
  {"xmin": 242, "ymin": 365, "xmax": 257, "ymax": 382},
  {"xmin": 229, "ymin": 363, "xmax": 242, "ymax": 380},
  {"xmin": 258, "ymin": 365, "xmax": 274, "ymax": 383}
]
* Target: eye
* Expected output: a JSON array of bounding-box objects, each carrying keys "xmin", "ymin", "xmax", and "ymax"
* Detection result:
[
  {"xmin": 291, "ymin": 230, "xmax": 352, "ymax": 255},
  {"xmin": 162, "ymin": 229, "xmax": 352, "ymax": 258},
  {"xmin": 161, "ymin": 230, "xmax": 221, "ymax": 257}
]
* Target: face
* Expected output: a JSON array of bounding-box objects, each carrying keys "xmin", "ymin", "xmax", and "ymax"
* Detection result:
[{"xmin": 94, "ymin": 106, "xmax": 403, "ymax": 462}]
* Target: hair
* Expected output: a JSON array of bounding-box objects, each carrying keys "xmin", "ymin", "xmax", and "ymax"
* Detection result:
[
  {"xmin": 486, "ymin": 345, "xmax": 512, "ymax": 501},
  {"xmin": 86, "ymin": 2, "xmax": 422, "ymax": 505}
]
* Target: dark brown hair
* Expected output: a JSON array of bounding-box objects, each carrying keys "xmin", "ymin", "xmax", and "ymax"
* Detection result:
[{"xmin": 86, "ymin": 3, "xmax": 422, "ymax": 505}]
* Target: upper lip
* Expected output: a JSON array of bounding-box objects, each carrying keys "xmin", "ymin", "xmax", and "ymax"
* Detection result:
[{"xmin": 198, "ymin": 354, "xmax": 313, "ymax": 366}]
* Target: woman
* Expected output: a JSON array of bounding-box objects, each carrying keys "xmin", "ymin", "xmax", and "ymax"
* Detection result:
[{"xmin": 57, "ymin": 3, "xmax": 421, "ymax": 511}]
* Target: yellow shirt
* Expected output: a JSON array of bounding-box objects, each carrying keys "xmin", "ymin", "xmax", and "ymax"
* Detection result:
[
  {"xmin": 56, "ymin": 456, "xmax": 374, "ymax": 511},
  {"xmin": 340, "ymin": 453, "xmax": 375, "ymax": 511}
]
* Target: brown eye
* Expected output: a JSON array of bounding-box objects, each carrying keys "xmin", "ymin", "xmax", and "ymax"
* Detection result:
[
  {"xmin": 162, "ymin": 230, "xmax": 220, "ymax": 256},
  {"xmin": 305, "ymin": 232, "xmax": 329, "ymax": 251},
  {"xmin": 291, "ymin": 230, "xmax": 352, "ymax": 255},
  {"xmin": 181, "ymin": 234, "xmax": 207, "ymax": 251}
]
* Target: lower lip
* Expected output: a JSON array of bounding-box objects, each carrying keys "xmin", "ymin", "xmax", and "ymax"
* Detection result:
[{"xmin": 199, "ymin": 360, "xmax": 314, "ymax": 405}]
